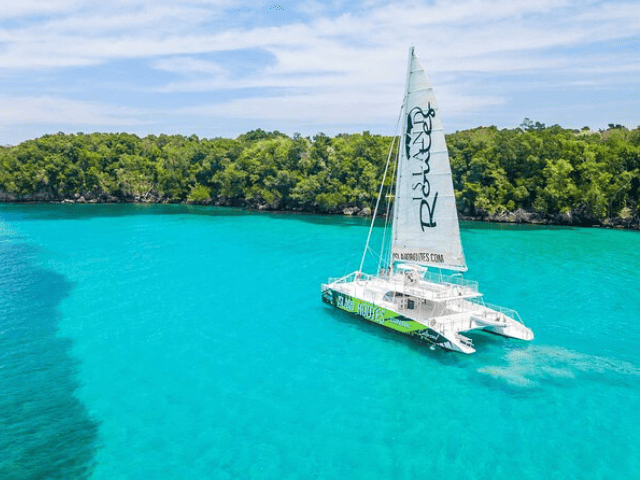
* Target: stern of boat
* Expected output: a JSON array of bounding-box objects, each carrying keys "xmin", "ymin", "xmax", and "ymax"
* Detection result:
[
  {"xmin": 417, "ymin": 328, "xmax": 476, "ymax": 354},
  {"xmin": 471, "ymin": 304, "xmax": 534, "ymax": 341}
]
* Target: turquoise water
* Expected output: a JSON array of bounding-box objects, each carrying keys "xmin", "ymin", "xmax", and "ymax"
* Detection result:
[{"xmin": 1, "ymin": 204, "xmax": 639, "ymax": 479}]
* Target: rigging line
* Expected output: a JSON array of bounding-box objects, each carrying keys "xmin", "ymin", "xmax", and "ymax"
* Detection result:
[
  {"xmin": 377, "ymin": 134, "xmax": 399, "ymax": 274},
  {"xmin": 378, "ymin": 138, "xmax": 400, "ymax": 268},
  {"xmin": 367, "ymin": 245, "xmax": 382, "ymax": 260},
  {"xmin": 359, "ymin": 107, "xmax": 403, "ymax": 274},
  {"xmin": 376, "ymin": 148, "xmax": 395, "ymax": 271},
  {"xmin": 379, "ymin": 121, "xmax": 400, "ymax": 273}
]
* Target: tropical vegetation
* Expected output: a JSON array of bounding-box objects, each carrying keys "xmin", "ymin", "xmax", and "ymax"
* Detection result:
[{"xmin": 1, "ymin": 122, "xmax": 639, "ymax": 227}]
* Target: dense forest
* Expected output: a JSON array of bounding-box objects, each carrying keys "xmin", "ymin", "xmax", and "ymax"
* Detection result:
[{"xmin": 1, "ymin": 122, "xmax": 639, "ymax": 229}]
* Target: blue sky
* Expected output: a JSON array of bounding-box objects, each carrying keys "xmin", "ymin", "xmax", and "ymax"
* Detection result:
[{"xmin": 1, "ymin": 0, "xmax": 639, "ymax": 145}]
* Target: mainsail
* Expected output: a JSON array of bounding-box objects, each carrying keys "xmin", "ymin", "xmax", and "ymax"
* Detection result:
[{"xmin": 391, "ymin": 47, "xmax": 467, "ymax": 271}]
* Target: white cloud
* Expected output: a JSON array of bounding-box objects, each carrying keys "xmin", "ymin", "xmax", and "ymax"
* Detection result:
[
  {"xmin": 0, "ymin": 0, "xmax": 638, "ymax": 142},
  {"xmin": 370, "ymin": 0, "xmax": 572, "ymax": 26},
  {"xmin": 292, "ymin": 0, "xmax": 336, "ymax": 17},
  {"xmin": 0, "ymin": 96, "xmax": 144, "ymax": 126},
  {"xmin": 177, "ymin": 85, "xmax": 503, "ymax": 126},
  {"xmin": 152, "ymin": 57, "xmax": 228, "ymax": 76},
  {"xmin": 0, "ymin": 0, "xmax": 82, "ymax": 20},
  {"xmin": 2, "ymin": 0, "xmax": 638, "ymax": 77}
]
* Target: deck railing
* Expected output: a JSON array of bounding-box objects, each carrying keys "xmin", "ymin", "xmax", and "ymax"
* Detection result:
[
  {"xmin": 423, "ymin": 271, "xmax": 479, "ymax": 293},
  {"xmin": 484, "ymin": 303, "xmax": 527, "ymax": 326},
  {"xmin": 328, "ymin": 270, "xmax": 480, "ymax": 300},
  {"xmin": 328, "ymin": 271, "xmax": 372, "ymax": 284}
]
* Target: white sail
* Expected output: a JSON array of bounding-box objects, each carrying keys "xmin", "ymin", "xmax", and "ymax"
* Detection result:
[{"xmin": 391, "ymin": 47, "xmax": 467, "ymax": 271}]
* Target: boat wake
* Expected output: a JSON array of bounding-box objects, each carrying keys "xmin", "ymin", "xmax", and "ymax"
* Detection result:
[{"xmin": 477, "ymin": 345, "xmax": 640, "ymax": 388}]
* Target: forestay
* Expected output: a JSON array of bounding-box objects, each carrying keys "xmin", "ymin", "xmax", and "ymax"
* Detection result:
[{"xmin": 391, "ymin": 47, "xmax": 467, "ymax": 272}]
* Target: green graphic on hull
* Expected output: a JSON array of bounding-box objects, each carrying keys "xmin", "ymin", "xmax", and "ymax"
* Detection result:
[{"xmin": 324, "ymin": 289, "xmax": 427, "ymax": 334}]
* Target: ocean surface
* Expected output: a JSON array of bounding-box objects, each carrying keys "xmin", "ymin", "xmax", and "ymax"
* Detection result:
[{"xmin": 1, "ymin": 204, "xmax": 639, "ymax": 480}]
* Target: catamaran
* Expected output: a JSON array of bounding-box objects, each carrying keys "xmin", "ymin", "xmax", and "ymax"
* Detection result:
[{"xmin": 321, "ymin": 47, "xmax": 533, "ymax": 353}]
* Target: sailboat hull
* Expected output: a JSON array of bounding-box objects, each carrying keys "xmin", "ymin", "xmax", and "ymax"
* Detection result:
[
  {"xmin": 321, "ymin": 285, "xmax": 469, "ymax": 353},
  {"xmin": 321, "ymin": 270, "xmax": 533, "ymax": 354}
]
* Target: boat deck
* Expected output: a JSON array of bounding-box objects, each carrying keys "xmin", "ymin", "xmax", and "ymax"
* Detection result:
[
  {"xmin": 331, "ymin": 275, "xmax": 475, "ymax": 327},
  {"xmin": 325, "ymin": 271, "xmax": 533, "ymax": 353}
]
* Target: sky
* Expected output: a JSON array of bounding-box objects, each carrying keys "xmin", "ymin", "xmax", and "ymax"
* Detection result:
[{"xmin": 0, "ymin": 0, "xmax": 639, "ymax": 145}]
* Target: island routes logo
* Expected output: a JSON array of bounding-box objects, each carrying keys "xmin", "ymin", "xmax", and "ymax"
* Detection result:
[
  {"xmin": 405, "ymin": 103, "xmax": 438, "ymax": 230},
  {"xmin": 337, "ymin": 293, "xmax": 413, "ymax": 330}
]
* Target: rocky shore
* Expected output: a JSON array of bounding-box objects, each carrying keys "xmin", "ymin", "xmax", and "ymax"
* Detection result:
[
  {"xmin": 1, "ymin": 190, "xmax": 638, "ymax": 230},
  {"xmin": 460, "ymin": 208, "xmax": 639, "ymax": 230}
]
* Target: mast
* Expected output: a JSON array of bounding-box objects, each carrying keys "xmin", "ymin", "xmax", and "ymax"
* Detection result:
[{"xmin": 391, "ymin": 47, "xmax": 416, "ymax": 260}]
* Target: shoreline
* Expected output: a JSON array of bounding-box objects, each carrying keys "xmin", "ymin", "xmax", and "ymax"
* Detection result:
[{"xmin": 1, "ymin": 194, "xmax": 638, "ymax": 231}]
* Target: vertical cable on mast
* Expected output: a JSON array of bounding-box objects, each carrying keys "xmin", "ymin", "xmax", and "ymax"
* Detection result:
[{"xmin": 358, "ymin": 109, "xmax": 403, "ymax": 274}]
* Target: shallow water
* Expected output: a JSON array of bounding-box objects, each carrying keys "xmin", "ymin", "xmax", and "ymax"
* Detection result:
[{"xmin": 1, "ymin": 204, "xmax": 638, "ymax": 479}]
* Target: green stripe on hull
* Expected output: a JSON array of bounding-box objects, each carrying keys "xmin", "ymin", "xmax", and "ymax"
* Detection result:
[{"xmin": 322, "ymin": 288, "xmax": 427, "ymax": 334}]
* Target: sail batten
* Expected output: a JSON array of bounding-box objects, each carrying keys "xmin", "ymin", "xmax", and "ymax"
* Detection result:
[{"xmin": 391, "ymin": 47, "xmax": 467, "ymax": 272}]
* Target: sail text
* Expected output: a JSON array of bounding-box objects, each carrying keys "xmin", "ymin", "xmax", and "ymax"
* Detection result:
[{"xmin": 406, "ymin": 105, "xmax": 438, "ymax": 230}]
